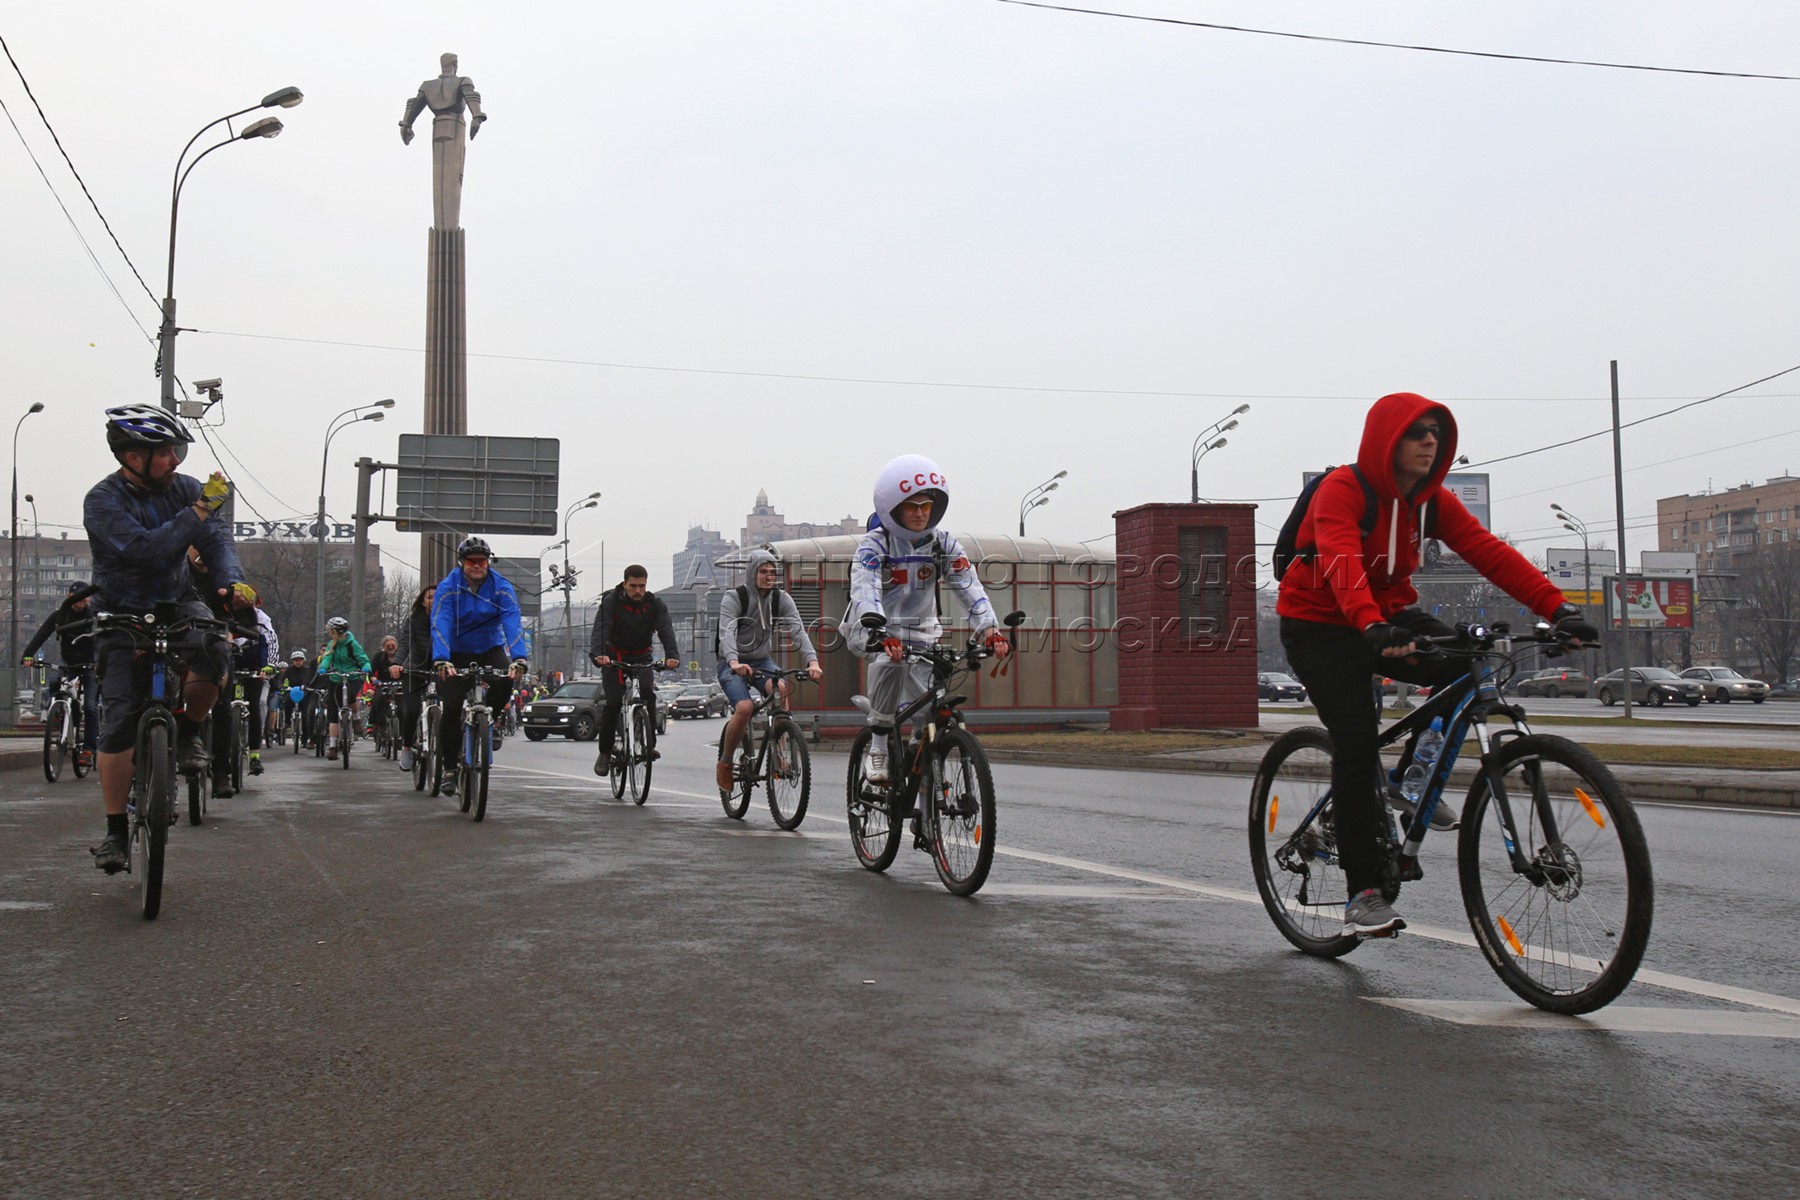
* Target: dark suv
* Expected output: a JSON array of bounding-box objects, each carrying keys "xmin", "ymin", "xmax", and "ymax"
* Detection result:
[
  {"xmin": 523, "ymin": 680, "xmax": 602, "ymax": 740},
  {"xmin": 670, "ymin": 683, "xmax": 728, "ymax": 719}
]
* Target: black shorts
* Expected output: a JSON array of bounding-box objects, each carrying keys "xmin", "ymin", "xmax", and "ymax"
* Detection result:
[{"xmin": 97, "ymin": 600, "xmax": 230, "ymax": 755}]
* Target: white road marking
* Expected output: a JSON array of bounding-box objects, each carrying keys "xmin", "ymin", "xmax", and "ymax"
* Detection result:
[
  {"xmin": 1372, "ymin": 999, "xmax": 1800, "ymax": 1038},
  {"xmin": 496, "ymin": 763, "xmax": 1800, "ymax": 1019},
  {"xmin": 0, "ymin": 900, "xmax": 54, "ymax": 911}
]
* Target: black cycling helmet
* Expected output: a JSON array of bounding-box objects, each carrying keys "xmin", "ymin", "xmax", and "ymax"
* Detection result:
[
  {"xmin": 105, "ymin": 404, "xmax": 193, "ymax": 461},
  {"xmin": 457, "ymin": 535, "xmax": 493, "ymax": 560}
]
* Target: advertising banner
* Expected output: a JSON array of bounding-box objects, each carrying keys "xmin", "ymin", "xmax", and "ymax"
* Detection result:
[
  {"xmin": 1606, "ymin": 575, "xmax": 1694, "ymax": 630},
  {"xmin": 1545, "ymin": 546, "xmax": 1611, "ymax": 607}
]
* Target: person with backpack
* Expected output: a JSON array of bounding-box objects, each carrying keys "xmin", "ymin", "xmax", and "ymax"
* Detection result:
[
  {"xmin": 714, "ymin": 547, "xmax": 823, "ymax": 791},
  {"xmin": 844, "ymin": 454, "xmax": 1010, "ymax": 785},
  {"xmin": 588, "ymin": 565, "xmax": 680, "ymax": 777},
  {"xmin": 1275, "ymin": 391, "xmax": 1598, "ymax": 939}
]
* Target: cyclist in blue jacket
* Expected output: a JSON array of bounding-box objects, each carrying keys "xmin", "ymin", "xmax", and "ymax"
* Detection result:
[{"xmin": 431, "ymin": 535, "xmax": 527, "ymax": 795}]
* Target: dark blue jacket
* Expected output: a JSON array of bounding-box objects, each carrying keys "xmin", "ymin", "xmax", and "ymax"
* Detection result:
[
  {"xmin": 431, "ymin": 567, "xmax": 526, "ymax": 661},
  {"xmin": 83, "ymin": 472, "xmax": 242, "ymax": 611}
]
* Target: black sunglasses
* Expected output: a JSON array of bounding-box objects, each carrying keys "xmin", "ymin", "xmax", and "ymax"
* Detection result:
[{"xmin": 1402, "ymin": 422, "xmax": 1441, "ymax": 441}]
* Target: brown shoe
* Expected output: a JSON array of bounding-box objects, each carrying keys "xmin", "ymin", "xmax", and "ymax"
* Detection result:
[{"xmin": 715, "ymin": 760, "xmax": 735, "ymax": 792}]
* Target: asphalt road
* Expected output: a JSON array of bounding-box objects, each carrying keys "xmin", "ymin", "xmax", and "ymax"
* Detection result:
[{"xmin": 3, "ymin": 718, "xmax": 1797, "ymax": 1199}]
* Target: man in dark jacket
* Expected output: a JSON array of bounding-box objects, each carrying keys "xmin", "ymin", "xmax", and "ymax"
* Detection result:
[
  {"xmin": 21, "ymin": 581, "xmax": 101, "ymax": 766},
  {"xmin": 588, "ymin": 565, "xmax": 679, "ymax": 775},
  {"xmin": 1276, "ymin": 391, "xmax": 1598, "ymax": 938}
]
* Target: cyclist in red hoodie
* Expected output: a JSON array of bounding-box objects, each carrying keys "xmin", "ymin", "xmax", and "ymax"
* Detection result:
[{"xmin": 1276, "ymin": 391, "xmax": 1598, "ymax": 938}]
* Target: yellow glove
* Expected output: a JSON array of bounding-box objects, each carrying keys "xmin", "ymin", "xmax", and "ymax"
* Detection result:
[
  {"xmin": 200, "ymin": 473, "xmax": 231, "ymax": 513},
  {"xmin": 230, "ymin": 580, "xmax": 258, "ymax": 607}
]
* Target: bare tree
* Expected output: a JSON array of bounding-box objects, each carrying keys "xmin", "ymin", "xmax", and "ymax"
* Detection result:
[{"xmin": 1734, "ymin": 542, "xmax": 1800, "ymax": 680}]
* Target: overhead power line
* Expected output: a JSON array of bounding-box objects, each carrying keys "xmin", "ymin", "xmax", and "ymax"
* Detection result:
[
  {"xmin": 993, "ymin": 1, "xmax": 1800, "ymax": 82},
  {"xmin": 0, "ymin": 33, "xmax": 161, "ymax": 309}
]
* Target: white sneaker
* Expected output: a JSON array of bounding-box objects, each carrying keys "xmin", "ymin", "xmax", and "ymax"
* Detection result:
[
  {"xmin": 863, "ymin": 746, "xmax": 889, "ymax": 785},
  {"xmin": 399, "ymin": 747, "xmax": 413, "ymax": 772}
]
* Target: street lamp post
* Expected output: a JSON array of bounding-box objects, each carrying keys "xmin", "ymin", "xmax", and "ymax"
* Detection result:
[
  {"xmin": 550, "ymin": 493, "xmax": 601, "ymax": 678},
  {"xmin": 1552, "ymin": 502, "xmax": 1627, "ymax": 716},
  {"xmin": 1018, "ymin": 471, "xmax": 1067, "ymax": 537},
  {"xmin": 159, "ymin": 87, "xmax": 303, "ymax": 413},
  {"xmin": 10, "ymin": 402, "xmax": 45, "ymax": 672},
  {"xmin": 1191, "ymin": 404, "xmax": 1249, "ymax": 503},
  {"xmin": 316, "ymin": 401, "xmax": 393, "ymax": 640}
]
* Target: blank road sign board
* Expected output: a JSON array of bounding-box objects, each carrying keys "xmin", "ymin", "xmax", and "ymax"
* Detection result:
[{"xmin": 395, "ymin": 434, "xmax": 560, "ymax": 537}]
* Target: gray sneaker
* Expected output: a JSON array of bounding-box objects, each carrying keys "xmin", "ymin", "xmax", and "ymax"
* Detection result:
[
  {"xmin": 399, "ymin": 747, "xmax": 413, "ymax": 772},
  {"xmin": 1342, "ymin": 890, "xmax": 1406, "ymax": 938},
  {"xmin": 1387, "ymin": 788, "xmax": 1458, "ymax": 832},
  {"xmin": 91, "ymin": 834, "xmax": 130, "ymax": 874}
]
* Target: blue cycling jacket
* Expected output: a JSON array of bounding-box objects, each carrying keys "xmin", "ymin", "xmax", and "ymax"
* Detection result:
[
  {"xmin": 431, "ymin": 567, "xmax": 527, "ymax": 661},
  {"xmin": 83, "ymin": 471, "xmax": 243, "ymax": 612}
]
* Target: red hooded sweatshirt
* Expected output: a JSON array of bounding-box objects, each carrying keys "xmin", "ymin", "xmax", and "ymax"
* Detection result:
[{"xmin": 1276, "ymin": 392, "xmax": 1566, "ymax": 631}]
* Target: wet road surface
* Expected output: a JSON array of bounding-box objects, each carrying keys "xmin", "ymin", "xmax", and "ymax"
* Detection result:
[{"xmin": 2, "ymin": 719, "xmax": 1796, "ymax": 1198}]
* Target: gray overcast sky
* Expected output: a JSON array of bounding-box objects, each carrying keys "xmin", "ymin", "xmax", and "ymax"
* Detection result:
[{"xmin": 6, "ymin": 1, "xmax": 1800, "ymax": 604}]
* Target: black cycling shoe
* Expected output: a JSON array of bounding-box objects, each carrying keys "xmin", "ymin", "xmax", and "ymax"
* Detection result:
[
  {"xmin": 91, "ymin": 834, "xmax": 130, "ymax": 874},
  {"xmin": 213, "ymin": 776, "xmax": 235, "ymax": 800},
  {"xmin": 593, "ymin": 752, "xmax": 612, "ymax": 778},
  {"xmin": 248, "ymin": 755, "xmax": 264, "ymax": 776}
]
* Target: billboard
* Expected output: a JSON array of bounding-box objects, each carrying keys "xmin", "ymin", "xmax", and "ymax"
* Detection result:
[
  {"xmin": 1606, "ymin": 575, "xmax": 1694, "ymax": 630},
  {"xmin": 394, "ymin": 434, "xmax": 560, "ymax": 536},
  {"xmin": 1545, "ymin": 546, "xmax": 1612, "ymax": 607}
]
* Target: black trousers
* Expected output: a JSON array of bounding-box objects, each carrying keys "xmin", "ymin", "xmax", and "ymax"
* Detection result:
[
  {"xmin": 1280, "ymin": 610, "xmax": 1462, "ymax": 899},
  {"xmin": 438, "ymin": 647, "xmax": 515, "ymax": 761},
  {"xmin": 596, "ymin": 662, "xmax": 659, "ymax": 757}
]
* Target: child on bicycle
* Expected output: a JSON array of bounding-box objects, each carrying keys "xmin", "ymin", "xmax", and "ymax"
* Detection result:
[
  {"xmin": 843, "ymin": 454, "xmax": 1010, "ymax": 786},
  {"xmin": 1276, "ymin": 391, "xmax": 1598, "ymax": 937},
  {"xmin": 715, "ymin": 547, "xmax": 823, "ymax": 792}
]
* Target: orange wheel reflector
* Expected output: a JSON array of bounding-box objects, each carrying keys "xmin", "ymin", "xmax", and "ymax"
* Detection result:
[
  {"xmin": 1575, "ymin": 788, "xmax": 1606, "ymax": 828},
  {"xmin": 1497, "ymin": 915, "xmax": 1525, "ymax": 957},
  {"xmin": 1269, "ymin": 796, "xmax": 1279, "ymax": 834},
  {"xmin": 973, "ymin": 826, "xmax": 982, "ymax": 845}
]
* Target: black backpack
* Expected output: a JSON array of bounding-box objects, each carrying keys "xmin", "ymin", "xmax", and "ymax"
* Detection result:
[{"xmin": 1271, "ymin": 465, "xmax": 1436, "ymax": 580}]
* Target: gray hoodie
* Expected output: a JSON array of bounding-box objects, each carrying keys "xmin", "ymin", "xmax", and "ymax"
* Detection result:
[{"xmin": 718, "ymin": 547, "xmax": 818, "ymax": 665}]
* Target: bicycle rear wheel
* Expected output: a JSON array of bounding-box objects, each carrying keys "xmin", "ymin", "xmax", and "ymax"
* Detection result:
[
  {"xmin": 927, "ymin": 727, "xmax": 996, "ymax": 895},
  {"xmin": 187, "ymin": 768, "xmax": 205, "ymax": 826},
  {"xmin": 70, "ymin": 708, "xmax": 90, "ymax": 778},
  {"xmin": 43, "ymin": 699, "xmax": 66, "ymax": 783},
  {"xmin": 231, "ymin": 710, "xmax": 248, "ymax": 793},
  {"xmin": 470, "ymin": 710, "xmax": 490, "ymax": 821},
  {"xmin": 846, "ymin": 728, "xmax": 901, "ymax": 872},
  {"xmin": 1248, "ymin": 726, "xmax": 1360, "ymax": 958},
  {"xmin": 608, "ymin": 724, "xmax": 627, "ymax": 800},
  {"xmin": 413, "ymin": 709, "xmax": 430, "ymax": 791},
  {"xmin": 426, "ymin": 710, "xmax": 443, "ymax": 796},
  {"xmin": 140, "ymin": 729, "xmax": 173, "ymax": 920},
  {"xmin": 1458, "ymin": 734, "xmax": 1653, "ymax": 1014},
  {"xmin": 628, "ymin": 706, "xmax": 652, "ymax": 805},
  {"xmin": 765, "ymin": 718, "xmax": 810, "ymax": 830}
]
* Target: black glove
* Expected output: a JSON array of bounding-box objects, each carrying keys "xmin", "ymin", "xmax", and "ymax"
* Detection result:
[
  {"xmin": 1363, "ymin": 622, "xmax": 1416, "ymax": 651},
  {"xmin": 1551, "ymin": 603, "xmax": 1599, "ymax": 643}
]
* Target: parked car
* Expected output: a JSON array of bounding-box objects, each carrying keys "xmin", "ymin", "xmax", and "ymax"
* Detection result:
[
  {"xmin": 1678, "ymin": 666, "xmax": 1769, "ymax": 704},
  {"xmin": 522, "ymin": 680, "xmax": 603, "ymax": 740},
  {"xmin": 1591, "ymin": 668, "xmax": 1704, "ymax": 708},
  {"xmin": 1770, "ymin": 679, "xmax": 1800, "ymax": 698},
  {"xmin": 1257, "ymin": 672, "xmax": 1307, "ymax": 702},
  {"xmin": 670, "ymin": 683, "xmax": 729, "ymax": 719},
  {"xmin": 1512, "ymin": 667, "xmax": 1591, "ymax": 699}
]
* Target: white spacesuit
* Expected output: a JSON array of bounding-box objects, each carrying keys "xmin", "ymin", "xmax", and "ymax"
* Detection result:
[{"xmin": 845, "ymin": 455, "xmax": 999, "ymax": 780}]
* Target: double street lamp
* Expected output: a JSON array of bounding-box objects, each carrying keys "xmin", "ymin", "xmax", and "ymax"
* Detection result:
[
  {"xmin": 1018, "ymin": 471, "xmax": 1067, "ymax": 536},
  {"xmin": 9, "ymin": 402, "xmax": 45, "ymax": 670},
  {"xmin": 160, "ymin": 87, "xmax": 303, "ymax": 413},
  {"xmin": 549, "ymin": 493, "xmax": 602, "ymax": 678},
  {"xmin": 1191, "ymin": 404, "xmax": 1249, "ymax": 502},
  {"xmin": 316, "ymin": 401, "xmax": 392, "ymax": 640}
]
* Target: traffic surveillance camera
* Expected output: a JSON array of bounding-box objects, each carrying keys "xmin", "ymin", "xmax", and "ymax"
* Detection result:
[{"xmin": 193, "ymin": 378, "xmax": 222, "ymax": 393}]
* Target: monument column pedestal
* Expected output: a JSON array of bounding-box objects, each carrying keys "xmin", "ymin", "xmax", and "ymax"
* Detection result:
[{"xmin": 421, "ymin": 225, "xmax": 467, "ymax": 583}]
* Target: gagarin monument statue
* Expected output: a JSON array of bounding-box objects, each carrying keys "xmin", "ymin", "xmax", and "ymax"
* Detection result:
[{"xmin": 400, "ymin": 52, "xmax": 487, "ymax": 230}]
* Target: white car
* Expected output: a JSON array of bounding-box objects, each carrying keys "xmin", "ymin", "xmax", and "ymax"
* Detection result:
[{"xmin": 1678, "ymin": 666, "xmax": 1769, "ymax": 704}]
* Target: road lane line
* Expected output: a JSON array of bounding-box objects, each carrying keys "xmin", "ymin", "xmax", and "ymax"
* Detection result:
[
  {"xmin": 496, "ymin": 764, "xmax": 1800, "ymax": 1017},
  {"xmin": 1371, "ymin": 999, "xmax": 1800, "ymax": 1037}
]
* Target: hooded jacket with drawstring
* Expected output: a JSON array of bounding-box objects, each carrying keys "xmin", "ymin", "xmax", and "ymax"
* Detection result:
[
  {"xmin": 719, "ymin": 547, "xmax": 819, "ymax": 666},
  {"xmin": 1276, "ymin": 392, "xmax": 1565, "ymax": 630}
]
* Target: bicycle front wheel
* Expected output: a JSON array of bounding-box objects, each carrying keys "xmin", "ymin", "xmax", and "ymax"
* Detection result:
[
  {"xmin": 1248, "ymin": 726, "xmax": 1359, "ymax": 958},
  {"xmin": 231, "ymin": 713, "xmax": 247, "ymax": 793},
  {"xmin": 765, "ymin": 719, "xmax": 810, "ymax": 830},
  {"xmin": 43, "ymin": 700, "xmax": 66, "ymax": 783},
  {"xmin": 628, "ymin": 706, "xmax": 652, "ymax": 805},
  {"xmin": 846, "ymin": 728, "xmax": 900, "ymax": 873},
  {"xmin": 187, "ymin": 768, "xmax": 205, "ymax": 827},
  {"xmin": 427, "ymin": 710, "xmax": 444, "ymax": 796},
  {"xmin": 927, "ymin": 727, "xmax": 996, "ymax": 895},
  {"xmin": 1458, "ymin": 734, "xmax": 1653, "ymax": 1014},
  {"xmin": 413, "ymin": 710, "xmax": 431, "ymax": 791},
  {"xmin": 470, "ymin": 710, "xmax": 490, "ymax": 822},
  {"xmin": 140, "ymin": 729, "xmax": 174, "ymax": 920}
]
